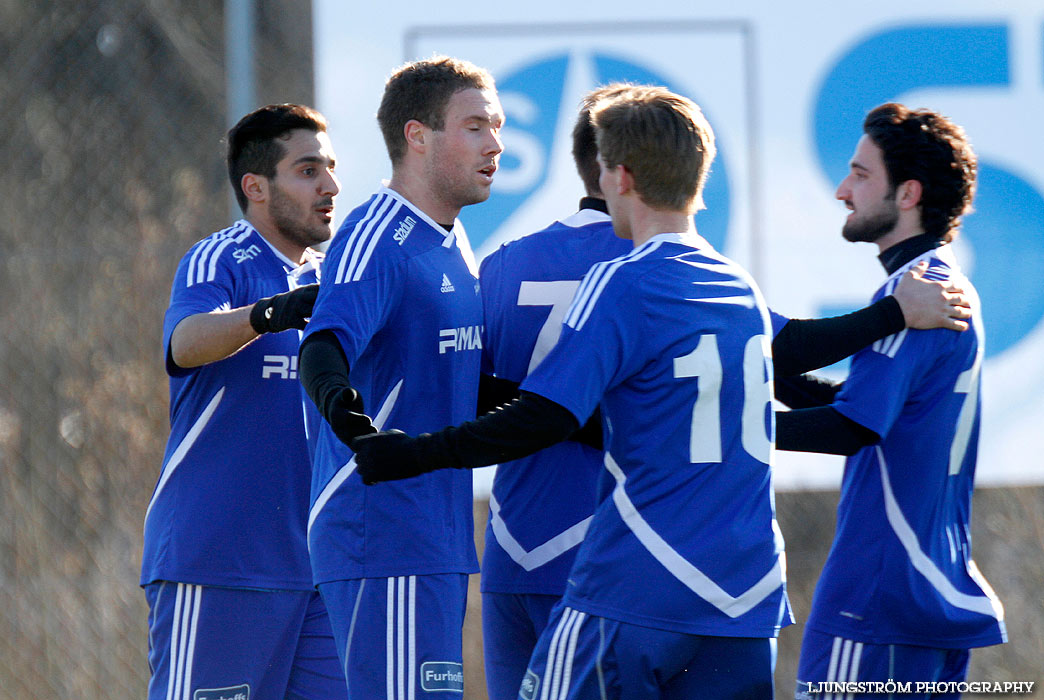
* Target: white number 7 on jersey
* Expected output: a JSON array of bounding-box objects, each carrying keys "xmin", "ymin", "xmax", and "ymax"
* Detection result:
[
  {"xmin": 518, "ymin": 280, "xmax": 581, "ymax": 374},
  {"xmin": 949, "ymin": 351, "xmax": 981, "ymax": 476}
]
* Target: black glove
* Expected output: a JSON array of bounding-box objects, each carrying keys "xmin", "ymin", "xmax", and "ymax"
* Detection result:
[
  {"xmin": 249, "ymin": 284, "xmax": 320, "ymax": 334},
  {"xmin": 353, "ymin": 430, "xmax": 437, "ymax": 485},
  {"xmin": 327, "ymin": 387, "xmax": 377, "ymax": 447}
]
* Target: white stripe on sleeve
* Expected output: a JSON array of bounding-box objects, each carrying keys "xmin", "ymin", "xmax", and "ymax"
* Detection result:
[
  {"xmin": 566, "ymin": 243, "xmax": 661, "ymax": 331},
  {"xmin": 336, "ymin": 195, "xmax": 390, "ymax": 284}
]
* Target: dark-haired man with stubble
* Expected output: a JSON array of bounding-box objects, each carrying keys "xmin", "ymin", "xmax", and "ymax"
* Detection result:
[
  {"xmin": 142, "ymin": 104, "xmax": 346, "ymax": 700},
  {"xmin": 298, "ymin": 57, "xmax": 503, "ymax": 698},
  {"xmin": 778, "ymin": 104, "xmax": 1007, "ymax": 698}
]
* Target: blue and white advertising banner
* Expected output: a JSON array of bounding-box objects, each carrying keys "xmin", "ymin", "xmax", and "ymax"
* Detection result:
[{"xmin": 315, "ymin": 0, "xmax": 1044, "ymax": 490}]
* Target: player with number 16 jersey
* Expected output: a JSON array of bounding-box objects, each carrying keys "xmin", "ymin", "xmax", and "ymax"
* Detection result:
[{"xmin": 522, "ymin": 232, "xmax": 791, "ymax": 637}]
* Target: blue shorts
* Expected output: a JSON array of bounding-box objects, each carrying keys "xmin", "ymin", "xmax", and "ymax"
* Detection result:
[
  {"xmin": 144, "ymin": 582, "xmax": 346, "ymax": 700},
  {"xmin": 521, "ymin": 603, "xmax": 776, "ymax": 700},
  {"xmin": 796, "ymin": 629, "xmax": 970, "ymax": 700},
  {"xmin": 319, "ymin": 574, "xmax": 469, "ymax": 699},
  {"xmin": 482, "ymin": 592, "xmax": 561, "ymax": 700}
]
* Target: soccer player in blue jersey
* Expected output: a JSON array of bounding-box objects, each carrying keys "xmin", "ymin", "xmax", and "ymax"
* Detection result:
[
  {"xmin": 476, "ymin": 86, "xmax": 973, "ymax": 700},
  {"xmin": 354, "ymin": 85, "xmax": 791, "ymax": 699},
  {"xmin": 297, "ymin": 57, "xmax": 503, "ymax": 699},
  {"xmin": 776, "ymin": 104, "xmax": 1006, "ymax": 698},
  {"xmin": 142, "ymin": 104, "xmax": 346, "ymax": 700}
]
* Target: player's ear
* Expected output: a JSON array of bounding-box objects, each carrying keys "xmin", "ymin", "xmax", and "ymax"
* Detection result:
[
  {"xmin": 241, "ymin": 173, "xmax": 267, "ymax": 206},
  {"xmin": 616, "ymin": 165, "xmax": 635, "ymax": 195},
  {"xmin": 404, "ymin": 120, "xmax": 427, "ymax": 154},
  {"xmin": 896, "ymin": 179, "xmax": 922, "ymax": 210}
]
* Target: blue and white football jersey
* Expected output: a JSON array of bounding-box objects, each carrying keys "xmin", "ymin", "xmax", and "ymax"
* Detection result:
[
  {"xmin": 478, "ymin": 207, "xmax": 631, "ymax": 595},
  {"xmin": 142, "ymin": 220, "xmax": 320, "ymax": 590},
  {"xmin": 522, "ymin": 232, "xmax": 792, "ymax": 637},
  {"xmin": 808, "ymin": 245, "xmax": 1006, "ymax": 648},
  {"xmin": 304, "ymin": 186, "xmax": 483, "ymax": 584}
]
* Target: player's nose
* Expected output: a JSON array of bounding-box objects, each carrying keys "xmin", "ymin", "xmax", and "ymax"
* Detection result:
[
  {"xmin": 320, "ymin": 169, "xmax": 340, "ymax": 197},
  {"xmin": 486, "ymin": 128, "xmax": 503, "ymax": 157},
  {"xmin": 835, "ymin": 177, "xmax": 851, "ymax": 201}
]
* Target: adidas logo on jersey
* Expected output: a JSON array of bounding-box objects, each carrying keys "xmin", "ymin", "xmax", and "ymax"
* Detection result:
[{"xmin": 440, "ymin": 274, "xmax": 455, "ymax": 293}]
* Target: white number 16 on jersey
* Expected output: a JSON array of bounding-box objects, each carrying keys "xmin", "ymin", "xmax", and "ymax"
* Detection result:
[{"xmin": 673, "ymin": 334, "xmax": 773, "ymax": 466}]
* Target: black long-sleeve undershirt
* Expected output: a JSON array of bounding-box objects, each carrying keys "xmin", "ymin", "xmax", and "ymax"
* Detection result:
[
  {"xmin": 299, "ymin": 331, "xmax": 591, "ymax": 457},
  {"xmin": 298, "ymin": 331, "xmax": 376, "ymax": 443},
  {"xmin": 774, "ymin": 373, "xmax": 842, "ymax": 409},
  {"xmin": 468, "ymin": 296, "xmax": 906, "ymax": 459},
  {"xmin": 299, "ymin": 331, "xmax": 353, "ymax": 417},
  {"xmin": 772, "ymin": 359, "xmax": 879, "ymax": 456},
  {"xmin": 772, "ymin": 295, "xmax": 905, "ymax": 376},
  {"xmin": 772, "ymin": 236, "xmax": 949, "ymax": 456},
  {"xmin": 305, "ymin": 262, "xmax": 904, "ymax": 464},
  {"xmin": 400, "ymin": 392, "xmax": 579, "ymax": 472},
  {"xmin": 769, "ymin": 298, "xmax": 901, "ymax": 455},
  {"xmin": 776, "ymin": 405, "xmax": 880, "ymax": 456}
]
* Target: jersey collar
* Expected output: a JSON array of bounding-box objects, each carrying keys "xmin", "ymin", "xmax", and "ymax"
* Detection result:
[
  {"xmin": 237, "ymin": 219, "xmax": 322, "ymax": 281},
  {"xmin": 377, "ymin": 184, "xmax": 460, "ymax": 248},
  {"xmin": 887, "ymin": 242, "xmax": 957, "ymax": 279},
  {"xmin": 579, "ymin": 196, "xmax": 609, "ymax": 214},
  {"xmin": 643, "ymin": 230, "xmax": 710, "ymax": 249},
  {"xmin": 878, "ymin": 232, "xmax": 945, "ymax": 275},
  {"xmin": 376, "ymin": 184, "xmax": 479, "ymax": 276},
  {"xmin": 560, "ymin": 207, "xmax": 611, "ymax": 229}
]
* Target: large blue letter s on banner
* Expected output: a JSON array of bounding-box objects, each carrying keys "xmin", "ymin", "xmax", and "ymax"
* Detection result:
[
  {"xmin": 464, "ymin": 51, "xmax": 732, "ymax": 255},
  {"xmin": 813, "ymin": 25, "xmax": 1044, "ymax": 357}
]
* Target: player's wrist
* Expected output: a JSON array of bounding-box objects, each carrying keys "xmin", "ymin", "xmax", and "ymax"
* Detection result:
[
  {"xmin": 250, "ymin": 284, "xmax": 320, "ymax": 335},
  {"xmin": 249, "ymin": 296, "xmax": 276, "ymax": 334},
  {"xmin": 329, "ymin": 406, "xmax": 376, "ymax": 447},
  {"xmin": 354, "ymin": 430, "xmax": 439, "ymax": 485}
]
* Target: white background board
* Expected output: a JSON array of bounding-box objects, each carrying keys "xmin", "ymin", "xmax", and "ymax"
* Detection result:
[{"xmin": 314, "ymin": 0, "xmax": 1044, "ymax": 492}]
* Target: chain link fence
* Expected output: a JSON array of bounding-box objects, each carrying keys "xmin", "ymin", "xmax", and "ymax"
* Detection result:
[
  {"xmin": 1, "ymin": 2, "xmax": 1040, "ymax": 699},
  {"xmin": 0, "ymin": 1, "xmax": 313, "ymax": 697}
]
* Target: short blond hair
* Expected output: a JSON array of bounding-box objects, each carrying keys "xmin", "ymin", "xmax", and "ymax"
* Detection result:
[{"xmin": 592, "ymin": 85, "xmax": 715, "ymax": 212}]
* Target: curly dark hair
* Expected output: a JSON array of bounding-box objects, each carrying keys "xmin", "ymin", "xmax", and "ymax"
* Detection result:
[{"xmin": 863, "ymin": 103, "xmax": 977, "ymax": 242}]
